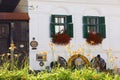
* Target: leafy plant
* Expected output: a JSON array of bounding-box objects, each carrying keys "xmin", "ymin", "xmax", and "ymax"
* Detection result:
[
  {"xmin": 86, "ymin": 32, "xmax": 103, "ymax": 45},
  {"xmin": 52, "ymin": 33, "xmax": 71, "ymax": 45},
  {"xmin": 0, "ymin": 54, "xmax": 120, "ymax": 80}
]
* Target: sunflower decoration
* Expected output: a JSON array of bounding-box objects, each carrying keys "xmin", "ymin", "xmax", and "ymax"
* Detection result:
[
  {"xmin": 86, "ymin": 32, "xmax": 103, "ymax": 45},
  {"xmin": 68, "ymin": 54, "xmax": 90, "ymax": 68}
]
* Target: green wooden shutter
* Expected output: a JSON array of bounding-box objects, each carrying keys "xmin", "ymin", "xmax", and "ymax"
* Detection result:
[
  {"xmin": 83, "ymin": 16, "xmax": 88, "ymax": 24},
  {"xmin": 50, "ymin": 15, "xmax": 56, "ymax": 37},
  {"xmin": 67, "ymin": 15, "xmax": 72, "ymax": 23},
  {"xmin": 99, "ymin": 17, "xmax": 106, "ymax": 38},
  {"xmin": 99, "ymin": 24, "xmax": 106, "ymax": 38},
  {"xmin": 66, "ymin": 15, "xmax": 73, "ymax": 37},
  {"xmin": 99, "ymin": 17, "xmax": 105, "ymax": 24},
  {"xmin": 83, "ymin": 25, "xmax": 88, "ymax": 38},
  {"xmin": 51, "ymin": 15, "xmax": 55, "ymax": 23},
  {"xmin": 67, "ymin": 23, "xmax": 73, "ymax": 37},
  {"xmin": 50, "ymin": 23, "xmax": 55, "ymax": 37},
  {"xmin": 83, "ymin": 16, "xmax": 88, "ymax": 38}
]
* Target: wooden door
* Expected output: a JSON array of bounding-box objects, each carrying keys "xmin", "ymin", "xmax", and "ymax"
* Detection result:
[{"xmin": 0, "ymin": 23, "xmax": 10, "ymax": 54}]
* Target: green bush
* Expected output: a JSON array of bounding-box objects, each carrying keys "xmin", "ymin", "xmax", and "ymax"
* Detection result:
[{"xmin": 0, "ymin": 56, "xmax": 120, "ymax": 80}]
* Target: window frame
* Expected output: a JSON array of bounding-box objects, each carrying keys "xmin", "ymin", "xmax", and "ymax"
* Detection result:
[
  {"xmin": 50, "ymin": 14, "xmax": 73, "ymax": 37},
  {"xmin": 83, "ymin": 16, "xmax": 106, "ymax": 38}
]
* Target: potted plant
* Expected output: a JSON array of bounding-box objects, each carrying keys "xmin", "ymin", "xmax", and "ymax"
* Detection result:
[
  {"xmin": 52, "ymin": 32, "xmax": 71, "ymax": 45},
  {"xmin": 86, "ymin": 32, "xmax": 103, "ymax": 45}
]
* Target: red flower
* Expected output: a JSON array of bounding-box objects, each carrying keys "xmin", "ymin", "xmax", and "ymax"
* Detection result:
[
  {"xmin": 86, "ymin": 32, "xmax": 103, "ymax": 45},
  {"xmin": 52, "ymin": 33, "xmax": 71, "ymax": 45}
]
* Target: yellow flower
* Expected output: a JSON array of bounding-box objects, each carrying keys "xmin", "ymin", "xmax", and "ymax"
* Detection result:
[
  {"xmin": 68, "ymin": 49, "xmax": 73, "ymax": 54},
  {"xmin": 7, "ymin": 53, "xmax": 11, "ymax": 56},
  {"xmin": 86, "ymin": 53, "xmax": 90, "ymax": 56},
  {"xmin": 21, "ymin": 76, "xmax": 25, "ymax": 80},
  {"xmin": 14, "ymin": 54, "xmax": 19, "ymax": 57},
  {"xmin": 9, "ymin": 43, "xmax": 16, "ymax": 50},
  {"xmin": 93, "ymin": 75, "xmax": 98, "ymax": 79},
  {"xmin": 65, "ymin": 44, "xmax": 69, "ymax": 49},
  {"xmin": 110, "ymin": 59, "xmax": 114, "ymax": 62},
  {"xmin": 49, "ymin": 43, "xmax": 53, "ymax": 47},
  {"xmin": 108, "ymin": 53, "xmax": 113, "ymax": 57},
  {"xmin": 43, "ymin": 51, "xmax": 47, "ymax": 55},
  {"xmin": 81, "ymin": 52, "xmax": 84, "ymax": 55},
  {"xmin": 78, "ymin": 47, "xmax": 83, "ymax": 51},
  {"xmin": 74, "ymin": 51, "xmax": 78, "ymax": 54},
  {"xmin": 2, "ymin": 54, "xmax": 5, "ymax": 57},
  {"xmin": 38, "ymin": 52, "xmax": 42, "ymax": 54},
  {"xmin": 42, "ymin": 55, "xmax": 46, "ymax": 60}
]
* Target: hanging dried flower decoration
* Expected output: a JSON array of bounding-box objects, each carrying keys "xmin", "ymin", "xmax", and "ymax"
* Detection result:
[
  {"xmin": 52, "ymin": 33, "xmax": 71, "ymax": 45},
  {"xmin": 86, "ymin": 32, "xmax": 103, "ymax": 45}
]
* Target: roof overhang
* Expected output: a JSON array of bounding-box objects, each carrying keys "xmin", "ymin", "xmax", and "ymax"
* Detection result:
[{"xmin": 0, "ymin": 12, "xmax": 29, "ymax": 21}]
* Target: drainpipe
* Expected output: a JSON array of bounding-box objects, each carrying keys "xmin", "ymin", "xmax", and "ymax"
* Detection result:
[{"xmin": 9, "ymin": 22, "xmax": 16, "ymax": 70}]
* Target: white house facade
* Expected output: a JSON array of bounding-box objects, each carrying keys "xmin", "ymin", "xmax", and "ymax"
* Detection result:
[{"xmin": 28, "ymin": 0, "xmax": 120, "ymax": 70}]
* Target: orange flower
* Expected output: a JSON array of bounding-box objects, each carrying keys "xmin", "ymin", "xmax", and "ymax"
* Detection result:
[
  {"xmin": 86, "ymin": 53, "xmax": 90, "ymax": 56},
  {"xmin": 115, "ymin": 56, "xmax": 118, "ymax": 59},
  {"xmin": 92, "ymin": 56, "xmax": 95, "ymax": 59},
  {"xmin": 49, "ymin": 43, "xmax": 54, "ymax": 47},
  {"xmin": 43, "ymin": 51, "xmax": 47, "ymax": 55},
  {"xmin": 90, "ymin": 41, "xmax": 94, "ymax": 44}
]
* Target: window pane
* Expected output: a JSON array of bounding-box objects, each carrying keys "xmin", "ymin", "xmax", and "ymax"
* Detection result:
[
  {"xmin": 61, "ymin": 18, "xmax": 64, "ymax": 23},
  {"xmin": 55, "ymin": 17, "xmax": 65, "ymax": 24},
  {"xmin": 55, "ymin": 18, "xmax": 58, "ymax": 23},
  {"xmin": 92, "ymin": 18, "xmax": 96, "ymax": 24},
  {"xmin": 55, "ymin": 25, "xmax": 65, "ymax": 34},
  {"xmin": 59, "ymin": 25, "xmax": 64, "ymax": 33},
  {"xmin": 88, "ymin": 26, "xmax": 96, "ymax": 33},
  {"xmin": 55, "ymin": 25, "xmax": 59, "ymax": 34},
  {"xmin": 88, "ymin": 17, "xmax": 98, "ymax": 25}
]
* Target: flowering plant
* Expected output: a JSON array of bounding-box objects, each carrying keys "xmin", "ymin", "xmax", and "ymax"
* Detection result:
[
  {"xmin": 86, "ymin": 32, "xmax": 103, "ymax": 45},
  {"xmin": 52, "ymin": 33, "xmax": 71, "ymax": 45}
]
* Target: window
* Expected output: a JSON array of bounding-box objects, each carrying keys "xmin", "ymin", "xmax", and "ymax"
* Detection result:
[
  {"xmin": 50, "ymin": 15, "xmax": 73, "ymax": 37},
  {"xmin": 83, "ymin": 16, "xmax": 106, "ymax": 38}
]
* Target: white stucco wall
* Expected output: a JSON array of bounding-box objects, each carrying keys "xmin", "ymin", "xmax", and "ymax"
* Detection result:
[{"xmin": 28, "ymin": 0, "xmax": 120, "ymax": 70}]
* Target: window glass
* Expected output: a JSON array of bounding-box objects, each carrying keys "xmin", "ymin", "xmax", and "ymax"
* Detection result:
[
  {"xmin": 55, "ymin": 25, "xmax": 64, "ymax": 34},
  {"xmin": 55, "ymin": 18, "xmax": 58, "ymax": 23},
  {"xmin": 61, "ymin": 17, "xmax": 64, "ymax": 23}
]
